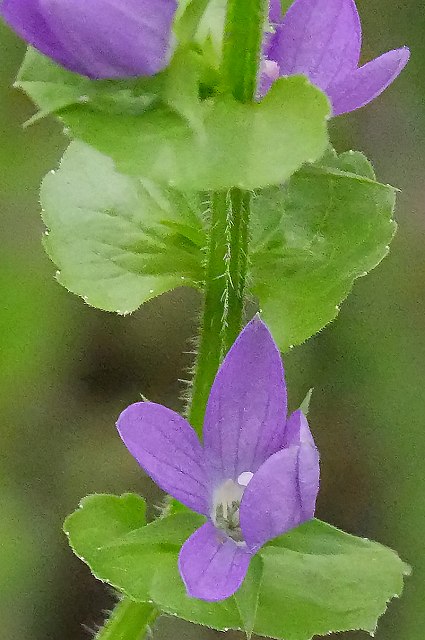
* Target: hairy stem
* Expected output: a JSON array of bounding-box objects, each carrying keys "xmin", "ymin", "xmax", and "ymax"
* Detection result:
[
  {"xmin": 188, "ymin": 191, "xmax": 229, "ymax": 433},
  {"xmin": 95, "ymin": 600, "xmax": 159, "ymax": 640},
  {"xmin": 188, "ymin": 0, "xmax": 267, "ymax": 432},
  {"xmin": 225, "ymin": 188, "xmax": 251, "ymax": 353}
]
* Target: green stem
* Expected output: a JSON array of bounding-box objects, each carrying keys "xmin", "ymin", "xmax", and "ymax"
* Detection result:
[
  {"xmin": 222, "ymin": 0, "xmax": 268, "ymax": 103},
  {"xmin": 95, "ymin": 600, "xmax": 159, "ymax": 640},
  {"xmin": 225, "ymin": 188, "xmax": 251, "ymax": 353},
  {"xmin": 188, "ymin": 0, "xmax": 266, "ymax": 432},
  {"xmin": 188, "ymin": 189, "xmax": 251, "ymax": 434},
  {"xmin": 188, "ymin": 191, "xmax": 229, "ymax": 434}
]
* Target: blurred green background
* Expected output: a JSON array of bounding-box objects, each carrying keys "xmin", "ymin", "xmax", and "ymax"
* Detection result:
[{"xmin": 1, "ymin": 2, "xmax": 424, "ymax": 639}]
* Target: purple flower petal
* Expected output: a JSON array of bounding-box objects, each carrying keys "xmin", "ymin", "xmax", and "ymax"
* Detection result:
[
  {"xmin": 178, "ymin": 522, "xmax": 251, "ymax": 601},
  {"xmin": 239, "ymin": 445, "xmax": 316, "ymax": 552},
  {"xmin": 1, "ymin": 0, "xmax": 177, "ymax": 79},
  {"xmin": 283, "ymin": 409, "xmax": 315, "ymax": 448},
  {"xmin": 327, "ymin": 47, "xmax": 410, "ymax": 116},
  {"xmin": 283, "ymin": 409, "xmax": 320, "ymax": 520},
  {"xmin": 117, "ymin": 402, "xmax": 208, "ymax": 514},
  {"xmin": 203, "ymin": 316, "xmax": 287, "ymax": 488},
  {"xmin": 267, "ymin": 0, "xmax": 361, "ymax": 91},
  {"xmin": 0, "ymin": 0, "xmax": 74, "ymax": 69}
]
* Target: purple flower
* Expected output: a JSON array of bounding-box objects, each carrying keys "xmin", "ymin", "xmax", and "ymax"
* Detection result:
[
  {"xmin": 263, "ymin": 0, "xmax": 410, "ymax": 115},
  {"xmin": 0, "ymin": 0, "xmax": 177, "ymax": 79},
  {"xmin": 117, "ymin": 317, "xmax": 320, "ymax": 602}
]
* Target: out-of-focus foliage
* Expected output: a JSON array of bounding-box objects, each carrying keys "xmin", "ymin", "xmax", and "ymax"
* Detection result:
[{"xmin": 0, "ymin": 0, "xmax": 424, "ymax": 638}]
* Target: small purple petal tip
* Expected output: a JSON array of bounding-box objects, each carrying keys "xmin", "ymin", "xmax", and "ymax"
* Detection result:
[
  {"xmin": 284, "ymin": 410, "xmax": 320, "ymax": 520},
  {"xmin": 328, "ymin": 47, "xmax": 411, "ymax": 116},
  {"xmin": 263, "ymin": 0, "xmax": 409, "ymax": 115}
]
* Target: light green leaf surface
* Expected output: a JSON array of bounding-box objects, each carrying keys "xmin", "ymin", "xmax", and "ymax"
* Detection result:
[
  {"xmin": 257, "ymin": 519, "xmax": 410, "ymax": 639},
  {"xmin": 40, "ymin": 141, "xmax": 205, "ymax": 312},
  {"xmin": 59, "ymin": 75, "xmax": 329, "ymax": 191},
  {"xmin": 17, "ymin": 47, "xmax": 329, "ymax": 191},
  {"xmin": 16, "ymin": 48, "xmax": 90, "ymax": 124},
  {"xmin": 234, "ymin": 554, "xmax": 263, "ymax": 639},
  {"xmin": 64, "ymin": 494, "xmax": 240, "ymax": 630},
  {"xmin": 65, "ymin": 494, "xmax": 409, "ymax": 640},
  {"xmin": 250, "ymin": 150, "xmax": 397, "ymax": 350},
  {"xmin": 175, "ymin": 0, "xmax": 211, "ymax": 44}
]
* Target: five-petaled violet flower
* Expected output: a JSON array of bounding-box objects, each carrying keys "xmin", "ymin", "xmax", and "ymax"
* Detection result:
[
  {"xmin": 117, "ymin": 317, "xmax": 320, "ymax": 601},
  {"xmin": 0, "ymin": 0, "xmax": 177, "ymax": 78},
  {"xmin": 263, "ymin": 0, "xmax": 410, "ymax": 115}
]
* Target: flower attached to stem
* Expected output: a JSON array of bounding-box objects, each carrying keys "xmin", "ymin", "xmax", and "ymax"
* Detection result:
[
  {"xmin": 263, "ymin": 0, "xmax": 410, "ymax": 115},
  {"xmin": 117, "ymin": 316, "xmax": 320, "ymax": 602},
  {"xmin": 0, "ymin": 0, "xmax": 177, "ymax": 78}
]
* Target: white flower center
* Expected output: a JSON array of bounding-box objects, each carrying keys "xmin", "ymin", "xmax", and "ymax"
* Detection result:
[
  {"xmin": 238, "ymin": 471, "xmax": 254, "ymax": 486},
  {"xmin": 211, "ymin": 472, "xmax": 253, "ymax": 543}
]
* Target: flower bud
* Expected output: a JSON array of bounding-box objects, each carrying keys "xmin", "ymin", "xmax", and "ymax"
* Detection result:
[{"xmin": 1, "ymin": 0, "xmax": 178, "ymax": 79}]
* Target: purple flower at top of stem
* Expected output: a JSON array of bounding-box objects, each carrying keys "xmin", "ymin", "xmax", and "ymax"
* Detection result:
[
  {"xmin": 263, "ymin": 0, "xmax": 410, "ymax": 115},
  {"xmin": 117, "ymin": 317, "xmax": 320, "ymax": 602},
  {"xmin": 0, "ymin": 0, "xmax": 177, "ymax": 78}
]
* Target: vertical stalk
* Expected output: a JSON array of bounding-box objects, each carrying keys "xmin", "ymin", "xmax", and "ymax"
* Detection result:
[
  {"xmin": 225, "ymin": 188, "xmax": 250, "ymax": 353},
  {"xmin": 222, "ymin": 0, "xmax": 268, "ymax": 103},
  {"xmin": 188, "ymin": 0, "xmax": 267, "ymax": 432},
  {"xmin": 95, "ymin": 1, "xmax": 267, "ymax": 638},
  {"xmin": 189, "ymin": 191, "xmax": 230, "ymax": 433},
  {"xmin": 188, "ymin": 189, "xmax": 251, "ymax": 435}
]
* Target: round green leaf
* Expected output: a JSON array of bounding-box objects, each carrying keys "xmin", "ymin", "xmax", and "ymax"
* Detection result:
[{"xmin": 41, "ymin": 141, "xmax": 205, "ymax": 312}]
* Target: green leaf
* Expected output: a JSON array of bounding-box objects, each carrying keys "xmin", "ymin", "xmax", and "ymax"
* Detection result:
[
  {"xmin": 234, "ymin": 555, "xmax": 263, "ymax": 639},
  {"xmin": 65, "ymin": 495, "xmax": 409, "ymax": 640},
  {"xmin": 299, "ymin": 388, "xmax": 313, "ymax": 416},
  {"xmin": 250, "ymin": 151, "xmax": 397, "ymax": 350},
  {"xmin": 64, "ymin": 494, "xmax": 241, "ymax": 631},
  {"xmin": 40, "ymin": 141, "xmax": 205, "ymax": 312},
  {"xmin": 320, "ymin": 146, "xmax": 377, "ymax": 180},
  {"xmin": 64, "ymin": 493, "xmax": 147, "ymax": 554},
  {"xmin": 17, "ymin": 46, "xmax": 329, "ymax": 191},
  {"xmin": 174, "ymin": 0, "xmax": 211, "ymax": 44},
  {"xmin": 16, "ymin": 48, "xmax": 90, "ymax": 124},
  {"xmin": 256, "ymin": 519, "xmax": 410, "ymax": 640},
  {"xmin": 16, "ymin": 48, "xmax": 160, "ymax": 124},
  {"xmin": 59, "ymin": 74, "xmax": 329, "ymax": 190}
]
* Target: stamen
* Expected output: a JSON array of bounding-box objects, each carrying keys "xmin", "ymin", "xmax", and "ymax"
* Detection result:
[{"xmin": 212, "ymin": 474, "xmax": 253, "ymax": 543}]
